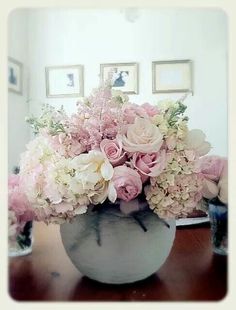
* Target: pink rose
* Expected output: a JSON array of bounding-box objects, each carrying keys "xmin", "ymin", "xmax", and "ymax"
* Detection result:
[
  {"xmin": 141, "ymin": 103, "xmax": 159, "ymax": 117},
  {"xmin": 200, "ymin": 156, "xmax": 227, "ymax": 181},
  {"xmin": 131, "ymin": 150, "xmax": 167, "ymax": 183},
  {"xmin": 100, "ymin": 138, "xmax": 127, "ymax": 166},
  {"xmin": 112, "ymin": 166, "xmax": 142, "ymax": 202}
]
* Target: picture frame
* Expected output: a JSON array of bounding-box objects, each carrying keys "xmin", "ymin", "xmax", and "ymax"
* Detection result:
[
  {"xmin": 45, "ymin": 65, "xmax": 84, "ymax": 98},
  {"xmin": 100, "ymin": 62, "xmax": 139, "ymax": 94},
  {"xmin": 8, "ymin": 57, "xmax": 23, "ymax": 95},
  {"xmin": 152, "ymin": 60, "xmax": 193, "ymax": 94}
]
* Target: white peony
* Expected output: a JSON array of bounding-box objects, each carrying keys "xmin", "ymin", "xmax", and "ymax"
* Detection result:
[
  {"xmin": 185, "ymin": 129, "xmax": 211, "ymax": 156},
  {"xmin": 71, "ymin": 150, "xmax": 117, "ymax": 204},
  {"xmin": 122, "ymin": 117, "xmax": 163, "ymax": 153}
]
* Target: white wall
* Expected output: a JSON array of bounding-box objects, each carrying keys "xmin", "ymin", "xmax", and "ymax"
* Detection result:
[
  {"xmin": 9, "ymin": 8, "xmax": 227, "ymax": 167},
  {"xmin": 8, "ymin": 9, "xmax": 30, "ymax": 172}
]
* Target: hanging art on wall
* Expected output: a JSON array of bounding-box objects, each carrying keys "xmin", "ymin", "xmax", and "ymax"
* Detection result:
[
  {"xmin": 45, "ymin": 65, "xmax": 84, "ymax": 98},
  {"xmin": 100, "ymin": 62, "xmax": 139, "ymax": 94},
  {"xmin": 152, "ymin": 60, "xmax": 193, "ymax": 94},
  {"xmin": 8, "ymin": 57, "xmax": 23, "ymax": 95}
]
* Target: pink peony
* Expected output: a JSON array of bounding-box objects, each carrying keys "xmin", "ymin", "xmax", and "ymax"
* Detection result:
[
  {"xmin": 112, "ymin": 166, "xmax": 142, "ymax": 202},
  {"xmin": 8, "ymin": 174, "xmax": 20, "ymax": 189},
  {"xmin": 141, "ymin": 103, "xmax": 159, "ymax": 117},
  {"xmin": 200, "ymin": 155, "xmax": 227, "ymax": 181},
  {"xmin": 131, "ymin": 150, "xmax": 167, "ymax": 183},
  {"xmin": 8, "ymin": 177, "xmax": 35, "ymax": 239},
  {"xmin": 100, "ymin": 138, "xmax": 127, "ymax": 166},
  {"xmin": 9, "ymin": 189, "xmax": 34, "ymax": 222}
]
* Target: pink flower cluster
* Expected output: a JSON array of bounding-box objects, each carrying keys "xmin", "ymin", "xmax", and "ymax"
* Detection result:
[
  {"xmin": 199, "ymin": 155, "xmax": 228, "ymax": 204},
  {"xmin": 8, "ymin": 174, "xmax": 35, "ymax": 240}
]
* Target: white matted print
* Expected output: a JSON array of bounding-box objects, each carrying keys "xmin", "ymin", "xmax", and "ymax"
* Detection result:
[
  {"xmin": 45, "ymin": 65, "xmax": 84, "ymax": 98},
  {"xmin": 8, "ymin": 57, "xmax": 23, "ymax": 95},
  {"xmin": 100, "ymin": 63, "xmax": 139, "ymax": 94},
  {"xmin": 152, "ymin": 60, "xmax": 193, "ymax": 94}
]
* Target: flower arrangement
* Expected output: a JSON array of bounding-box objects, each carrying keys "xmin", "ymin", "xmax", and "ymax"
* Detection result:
[
  {"xmin": 8, "ymin": 78, "xmax": 228, "ymax": 235},
  {"xmin": 199, "ymin": 155, "xmax": 228, "ymax": 205},
  {"xmin": 8, "ymin": 173, "xmax": 34, "ymax": 248},
  {"xmin": 199, "ymin": 155, "xmax": 228, "ymax": 255}
]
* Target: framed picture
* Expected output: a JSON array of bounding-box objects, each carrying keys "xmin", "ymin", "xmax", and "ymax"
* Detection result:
[
  {"xmin": 8, "ymin": 57, "xmax": 23, "ymax": 95},
  {"xmin": 152, "ymin": 60, "xmax": 193, "ymax": 94},
  {"xmin": 100, "ymin": 62, "xmax": 139, "ymax": 94},
  {"xmin": 45, "ymin": 65, "xmax": 84, "ymax": 98}
]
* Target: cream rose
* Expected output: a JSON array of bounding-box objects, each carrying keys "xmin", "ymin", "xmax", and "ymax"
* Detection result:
[{"xmin": 122, "ymin": 117, "xmax": 163, "ymax": 153}]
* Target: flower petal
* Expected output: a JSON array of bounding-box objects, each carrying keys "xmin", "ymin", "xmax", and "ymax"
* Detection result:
[
  {"xmin": 108, "ymin": 182, "xmax": 117, "ymax": 203},
  {"xmin": 101, "ymin": 162, "xmax": 114, "ymax": 180},
  {"xmin": 197, "ymin": 141, "xmax": 211, "ymax": 156},
  {"xmin": 202, "ymin": 179, "xmax": 219, "ymax": 199},
  {"xmin": 186, "ymin": 129, "xmax": 206, "ymax": 148}
]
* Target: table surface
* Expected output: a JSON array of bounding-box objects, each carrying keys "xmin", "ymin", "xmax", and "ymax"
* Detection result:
[{"xmin": 9, "ymin": 221, "xmax": 227, "ymax": 301}]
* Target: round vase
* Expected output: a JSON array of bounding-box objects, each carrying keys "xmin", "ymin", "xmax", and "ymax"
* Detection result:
[{"xmin": 60, "ymin": 206, "xmax": 176, "ymax": 284}]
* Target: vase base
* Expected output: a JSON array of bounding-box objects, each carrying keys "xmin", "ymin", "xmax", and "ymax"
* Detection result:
[
  {"xmin": 9, "ymin": 246, "xmax": 32, "ymax": 257},
  {"xmin": 213, "ymin": 247, "xmax": 227, "ymax": 256}
]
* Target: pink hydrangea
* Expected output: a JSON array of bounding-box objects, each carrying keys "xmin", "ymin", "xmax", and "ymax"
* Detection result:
[{"xmin": 146, "ymin": 173, "xmax": 203, "ymax": 219}]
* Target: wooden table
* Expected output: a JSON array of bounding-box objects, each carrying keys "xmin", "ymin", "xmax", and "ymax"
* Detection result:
[{"xmin": 9, "ymin": 222, "xmax": 227, "ymax": 301}]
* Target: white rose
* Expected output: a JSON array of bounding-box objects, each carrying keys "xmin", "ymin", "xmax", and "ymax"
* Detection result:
[
  {"xmin": 185, "ymin": 129, "xmax": 211, "ymax": 156},
  {"xmin": 122, "ymin": 117, "xmax": 163, "ymax": 153}
]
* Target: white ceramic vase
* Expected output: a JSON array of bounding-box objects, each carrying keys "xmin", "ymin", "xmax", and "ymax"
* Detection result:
[{"xmin": 60, "ymin": 206, "xmax": 176, "ymax": 284}]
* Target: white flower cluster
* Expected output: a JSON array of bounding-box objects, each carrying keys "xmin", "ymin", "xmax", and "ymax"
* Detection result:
[{"xmin": 19, "ymin": 136, "xmax": 116, "ymax": 223}]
